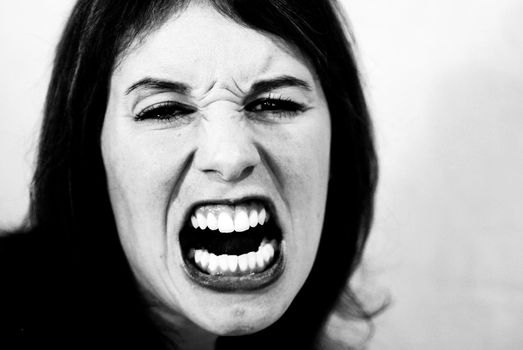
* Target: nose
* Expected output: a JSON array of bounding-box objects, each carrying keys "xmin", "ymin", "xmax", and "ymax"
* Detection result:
[{"xmin": 195, "ymin": 114, "xmax": 261, "ymax": 182}]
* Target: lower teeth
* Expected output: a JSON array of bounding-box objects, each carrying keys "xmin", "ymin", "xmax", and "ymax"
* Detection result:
[{"xmin": 189, "ymin": 239, "xmax": 277, "ymax": 276}]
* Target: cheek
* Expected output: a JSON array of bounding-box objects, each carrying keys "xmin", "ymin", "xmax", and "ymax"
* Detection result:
[
  {"xmin": 101, "ymin": 121, "xmax": 198, "ymax": 308},
  {"xmin": 102, "ymin": 123, "xmax": 187, "ymax": 216},
  {"xmin": 262, "ymin": 112, "xmax": 331, "ymax": 264},
  {"xmin": 100, "ymin": 120, "xmax": 189, "ymax": 272},
  {"xmin": 274, "ymin": 117, "xmax": 331, "ymax": 221}
]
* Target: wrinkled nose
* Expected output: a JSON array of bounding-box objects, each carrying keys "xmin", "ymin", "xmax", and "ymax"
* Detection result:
[{"xmin": 194, "ymin": 115, "xmax": 261, "ymax": 182}]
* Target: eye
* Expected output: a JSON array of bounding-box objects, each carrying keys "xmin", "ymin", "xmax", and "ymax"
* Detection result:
[
  {"xmin": 244, "ymin": 96, "xmax": 307, "ymax": 119},
  {"xmin": 135, "ymin": 101, "xmax": 196, "ymax": 122}
]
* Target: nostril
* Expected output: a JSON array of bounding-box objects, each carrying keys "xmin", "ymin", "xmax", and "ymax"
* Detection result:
[
  {"xmin": 204, "ymin": 164, "xmax": 255, "ymax": 182},
  {"xmin": 236, "ymin": 165, "xmax": 255, "ymax": 181}
]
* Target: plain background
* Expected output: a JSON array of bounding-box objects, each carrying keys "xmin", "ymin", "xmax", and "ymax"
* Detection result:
[{"xmin": 1, "ymin": 1, "xmax": 522, "ymax": 349}]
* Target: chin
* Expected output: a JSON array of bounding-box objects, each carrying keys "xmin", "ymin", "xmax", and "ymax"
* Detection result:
[{"xmin": 196, "ymin": 300, "xmax": 287, "ymax": 337}]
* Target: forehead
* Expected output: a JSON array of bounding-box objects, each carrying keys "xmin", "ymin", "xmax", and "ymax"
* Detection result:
[{"xmin": 112, "ymin": 2, "xmax": 316, "ymax": 91}]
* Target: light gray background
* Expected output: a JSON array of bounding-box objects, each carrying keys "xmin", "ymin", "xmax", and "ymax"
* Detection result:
[{"xmin": 1, "ymin": 1, "xmax": 522, "ymax": 349}]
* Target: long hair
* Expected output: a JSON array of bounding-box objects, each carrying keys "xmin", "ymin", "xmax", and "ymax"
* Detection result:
[{"xmin": 27, "ymin": 0, "xmax": 379, "ymax": 348}]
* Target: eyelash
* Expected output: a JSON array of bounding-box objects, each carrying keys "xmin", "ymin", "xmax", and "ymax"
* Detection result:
[
  {"xmin": 134, "ymin": 96, "xmax": 307, "ymax": 122},
  {"xmin": 244, "ymin": 95, "xmax": 307, "ymax": 119},
  {"xmin": 134, "ymin": 101, "xmax": 195, "ymax": 122}
]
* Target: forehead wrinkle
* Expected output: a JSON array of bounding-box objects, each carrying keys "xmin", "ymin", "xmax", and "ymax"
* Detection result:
[
  {"xmin": 231, "ymin": 52, "xmax": 280, "ymax": 94},
  {"xmin": 189, "ymin": 51, "xmax": 277, "ymax": 103},
  {"xmin": 193, "ymin": 53, "xmax": 278, "ymax": 104},
  {"xmin": 193, "ymin": 49, "xmax": 311, "ymax": 107},
  {"xmin": 232, "ymin": 77, "xmax": 246, "ymax": 96},
  {"xmin": 257, "ymin": 51, "xmax": 277, "ymax": 76},
  {"xmin": 201, "ymin": 80, "xmax": 217, "ymax": 95},
  {"xmin": 196, "ymin": 85, "xmax": 244, "ymax": 107}
]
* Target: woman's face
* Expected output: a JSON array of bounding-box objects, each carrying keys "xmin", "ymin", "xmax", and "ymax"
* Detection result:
[{"xmin": 101, "ymin": 3, "xmax": 330, "ymax": 335}]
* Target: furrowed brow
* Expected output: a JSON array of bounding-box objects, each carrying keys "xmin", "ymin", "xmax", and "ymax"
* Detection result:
[
  {"xmin": 248, "ymin": 75, "xmax": 312, "ymax": 97},
  {"xmin": 125, "ymin": 78, "xmax": 191, "ymax": 95}
]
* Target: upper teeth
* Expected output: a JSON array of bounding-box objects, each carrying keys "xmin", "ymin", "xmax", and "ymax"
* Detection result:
[{"xmin": 190, "ymin": 203, "xmax": 269, "ymax": 233}]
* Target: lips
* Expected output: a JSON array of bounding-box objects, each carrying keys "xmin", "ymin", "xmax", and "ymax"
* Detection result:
[{"xmin": 179, "ymin": 197, "xmax": 284, "ymax": 291}]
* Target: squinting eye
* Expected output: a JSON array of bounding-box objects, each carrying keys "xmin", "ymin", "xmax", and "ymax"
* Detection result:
[
  {"xmin": 245, "ymin": 97, "xmax": 307, "ymax": 118},
  {"xmin": 135, "ymin": 101, "xmax": 196, "ymax": 122}
]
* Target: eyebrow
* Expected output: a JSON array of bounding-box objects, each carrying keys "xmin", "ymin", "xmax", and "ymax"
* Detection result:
[
  {"xmin": 125, "ymin": 75, "xmax": 311, "ymax": 96},
  {"xmin": 248, "ymin": 75, "xmax": 312, "ymax": 96},
  {"xmin": 125, "ymin": 78, "xmax": 191, "ymax": 95}
]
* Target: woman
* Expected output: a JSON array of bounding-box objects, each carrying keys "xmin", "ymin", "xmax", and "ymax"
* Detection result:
[{"xmin": 0, "ymin": 0, "xmax": 379, "ymax": 349}]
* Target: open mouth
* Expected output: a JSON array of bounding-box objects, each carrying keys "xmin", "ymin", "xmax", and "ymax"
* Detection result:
[{"xmin": 179, "ymin": 197, "xmax": 285, "ymax": 291}]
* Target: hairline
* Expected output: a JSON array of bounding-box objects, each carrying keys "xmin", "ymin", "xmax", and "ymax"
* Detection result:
[{"xmin": 111, "ymin": 0, "xmax": 323, "ymax": 90}]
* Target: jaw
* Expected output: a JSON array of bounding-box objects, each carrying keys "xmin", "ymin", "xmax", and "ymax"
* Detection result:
[{"xmin": 122, "ymin": 193, "xmax": 318, "ymax": 339}]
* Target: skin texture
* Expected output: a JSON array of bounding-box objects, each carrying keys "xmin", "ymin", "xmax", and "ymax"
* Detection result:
[{"xmin": 101, "ymin": 2, "xmax": 331, "ymax": 348}]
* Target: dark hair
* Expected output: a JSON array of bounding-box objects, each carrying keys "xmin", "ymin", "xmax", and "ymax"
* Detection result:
[{"xmin": 26, "ymin": 0, "xmax": 380, "ymax": 348}]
